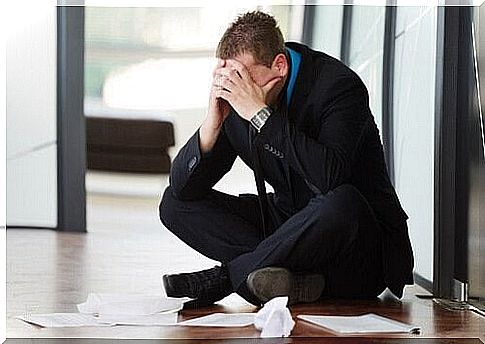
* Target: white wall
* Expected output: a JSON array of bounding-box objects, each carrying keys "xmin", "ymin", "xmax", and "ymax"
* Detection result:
[
  {"xmin": 6, "ymin": 4, "xmax": 57, "ymax": 227},
  {"xmin": 393, "ymin": 6, "xmax": 437, "ymax": 282}
]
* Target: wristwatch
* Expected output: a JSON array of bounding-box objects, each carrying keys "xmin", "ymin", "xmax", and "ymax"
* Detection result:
[{"xmin": 250, "ymin": 106, "xmax": 272, "ymax": 132}]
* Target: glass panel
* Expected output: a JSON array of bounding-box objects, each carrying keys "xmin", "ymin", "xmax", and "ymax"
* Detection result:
[
  {"xmin": 395, "ymin": 6, "xmax": 431, "ymax": 38},
  {"xmin": 347, "ymin": 6, "xmax": 386, "ymax": 132},
  {"xmin": 311, "ymin": 5, "xmax": 343, "ymax": 59},
  {"xmin": 6, "ymin": 5, "xmax": 57, "ymax": 227},
  {"xmin": 84, "ymin": 6, "xmax": 293, "ymax": 112},
  {"xmin": 468, "ymin": 3, "xmax": 485, "ymax": 304},
  {"xmin": 392, "ymin": 6, "xmax": 437, "ymax": 283}
]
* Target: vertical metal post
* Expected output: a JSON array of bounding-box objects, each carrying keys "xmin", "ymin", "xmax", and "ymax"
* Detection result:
[
  {"xmin": 340, "ymin": 5, "xmax": 352, "ymax": 65},
  {"xmin": 302, "ymin": 5, "xmax": 316, "ymax": 46},
  {"xmin": 433, "ymin": 5, "xmax": 459, "ymax": 298},
  {"xmin": 382, "ymin": 5, "xmax": 396, "ymax": 183},
  {"xmin": 57, "ymin": 6, "xmax": 86, "ymax": 232}
]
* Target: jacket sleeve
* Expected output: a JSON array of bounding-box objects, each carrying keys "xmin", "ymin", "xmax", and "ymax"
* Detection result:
[
  {"xmin": 254, "ymin": 76, "xmax": 369, "ymax": 194},
  {"xmin": 169, "ymin": 125, "xmax": 237, "ymax": 200}
]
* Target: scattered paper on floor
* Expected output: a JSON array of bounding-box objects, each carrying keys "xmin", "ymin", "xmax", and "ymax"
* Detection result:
[
  {"xmin": 96, "ymin": 312, "xmax": 178, "ymax": 326},
  {"xmin": 297, "ymin": 313, "xmax": 420, "ymax": 334},
  {"xmin": 15, "ymin": 313, "xmax": 112, "ymax": 328},
  {"xmin": 77, "ymin": 293, "xmax": 189, "ymax": 315},
  {"xmin": 177, "ymin": 313, "xmax": 255, "ymax": 327},
  {"xmin": 16, "ymin": 311, "xmax": 179, "ymax": 328},
  {"xmin": 17, "ymin": 293, "xmax": 188, "ymax": 328}
]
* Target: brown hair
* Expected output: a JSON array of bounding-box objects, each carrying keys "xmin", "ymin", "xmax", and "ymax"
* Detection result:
[{"xmin": 216, "ymin": 11, "xmax": 285, "ymax": 67}]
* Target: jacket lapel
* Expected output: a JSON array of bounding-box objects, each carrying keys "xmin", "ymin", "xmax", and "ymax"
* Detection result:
[{"xmin": 285, "ymin": 42, "xmax": 316, "ymax": 123}]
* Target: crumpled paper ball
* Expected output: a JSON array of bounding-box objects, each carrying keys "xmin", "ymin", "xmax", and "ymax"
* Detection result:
[{"xmin": 254, "ymin": 296, "xmax": 295, "ymax": 337}]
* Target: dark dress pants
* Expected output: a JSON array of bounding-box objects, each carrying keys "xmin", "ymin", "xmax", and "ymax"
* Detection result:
[{"xmin": 159, "ymin": 184, "xmax": 386, "ymax": 305}]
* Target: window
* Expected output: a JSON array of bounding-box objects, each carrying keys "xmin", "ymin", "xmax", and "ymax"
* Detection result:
[
  {"xmin": 347, "ymin": 6, "xmax": 386, "ymax": 131},
  {"xmin": 84, "ymin": 6, "xmax": 294, "ymax": 113}
]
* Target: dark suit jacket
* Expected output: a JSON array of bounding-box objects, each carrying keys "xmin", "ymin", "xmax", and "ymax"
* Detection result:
[{"xmin": 169, "ymin": 42, "xmax": 414, "ymax": 298}]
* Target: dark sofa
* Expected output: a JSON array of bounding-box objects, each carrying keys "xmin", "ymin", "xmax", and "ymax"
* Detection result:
[{"xmin": 86, "ymin": 117, "xmax": 175, "ymax": 174}]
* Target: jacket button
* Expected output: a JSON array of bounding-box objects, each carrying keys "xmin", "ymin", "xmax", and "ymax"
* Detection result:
[
  {"xmin": 188, "ymin": 156, "xmax": 198, "ymax": 171},
  {"xmin": 263, "ymin": 143, "xmax": 270, "ymax": 150}
]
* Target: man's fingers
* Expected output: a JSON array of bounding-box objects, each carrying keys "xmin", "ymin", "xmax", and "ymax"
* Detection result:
[
  {"xmin": 214, "ymin": 67, "xmax": 241, "ymax": 85},
  {"xmin": 213, "ymin": 59, "xmax": 226, "ymax": 76},
  {"xmin": 215, "ymin": 67, "xmax": 238, "ymax": 79},
  {"xmin": 213, "ymin": 76, "xmax": 235, "ymax": 93},
  {"xmin": 215, "ymin": 87, "xmax": 233, "ymax": 102},
  {"xmin": 226, "ymin": 59, "xmax": 250, "ymax": 80},
  {"xmin": 212, "ymin": 75, "xmax": 235, "ymax": 91}
]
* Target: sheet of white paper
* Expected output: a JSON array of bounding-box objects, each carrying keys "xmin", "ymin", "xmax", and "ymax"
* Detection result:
[
  {"xmin": 16, "ymin": 313, "xmax": 112, "ymax": 328},
  {"xmin": 297, "ymin": 314, "xmax": 420, "ymax": 334},
  {"xmin": 178, "ymin": 313, "xmax": 255, "ymax": 327},
  {"xmin": 96, "ymin": 312, "xmax": 178, "ymax": 326},
  {"xmin": 77, "ymin": 293, "xmax": 188, "ymax": 315}
]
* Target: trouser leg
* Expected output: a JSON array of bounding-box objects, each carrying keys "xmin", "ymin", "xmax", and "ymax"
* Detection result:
[
  {"xmin": 159, "ymin": 186, "xmax": 264, "ymax": 264},
  {"xmin": 228, "ymin": 184, "xmax": 385, "ymax": 300},
  {"xmin": 160, "ymin": 184, "xmax": 385, "ymax": 303}
]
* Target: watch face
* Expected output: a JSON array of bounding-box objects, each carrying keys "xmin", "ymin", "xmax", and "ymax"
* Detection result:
[
  {"xmin": 257, "ymin": 108, "xmax": 270, "ymax": 120},
  {"xmin": 250, "ymin": 107, "xmax": 271, "ymax": 131},
  {"xmin": 258, "ymin": 108, "xmax": 270, "ymax": 117}
]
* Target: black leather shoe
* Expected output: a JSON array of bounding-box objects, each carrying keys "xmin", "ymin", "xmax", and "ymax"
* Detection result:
[
  {"xmin": 162, "ymin": 265, "xmax": 232, "ymax": 308},
  {"xmin": 246, "ymin": 267, "xmax": 325, "ymax": 305}
]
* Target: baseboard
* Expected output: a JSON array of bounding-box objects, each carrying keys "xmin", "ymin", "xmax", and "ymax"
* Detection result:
[
  {"xmin": 414, "ymin": 272, "xmax": 433, "ymax": 293},
  {"xmin": 6, "ymin": 226, "xmax": 57, "ymax": 230}
]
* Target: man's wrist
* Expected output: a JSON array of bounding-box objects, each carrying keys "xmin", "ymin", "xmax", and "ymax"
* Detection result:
[
  {"xmin": 250, "ymin": 106, "xmax": 272, "ymax": 132},
  {"xmin": 199, "ymin": 122, "xmax": 221, "ymax": 154}
]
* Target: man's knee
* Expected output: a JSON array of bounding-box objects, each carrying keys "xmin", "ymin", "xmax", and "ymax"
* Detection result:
[
  {"xmin": 309, "ymin": 184, "xmax": 368, "ymax": 236},
  {"xmin": 331, "ymin": 184, "xmax": 364, "ymax": 201},
  {"xmin": 320, "ymin": 184, "xmax": 369, "ymax": 215},
  {"xmin": 159, "ymin": 186, "xmax": 180, "ymax": 230}
]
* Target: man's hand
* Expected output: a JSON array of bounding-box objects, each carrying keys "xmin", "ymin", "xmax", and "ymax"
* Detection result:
[
  {"xmin": 214, "ymin": 59, "xmax": 281, "ymax": 121},
  {"xmin": 206, "ymin": 59, "xmax": 232, "ymax": 130},
  {"xmin": 199, "ymin": 59, "xmax": 232, "ymax": 153}
]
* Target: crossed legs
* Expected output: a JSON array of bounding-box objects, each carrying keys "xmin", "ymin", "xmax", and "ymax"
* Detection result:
[{"xmin": 159, "ymin": 184, "xmax": 385, "ymax": 305}]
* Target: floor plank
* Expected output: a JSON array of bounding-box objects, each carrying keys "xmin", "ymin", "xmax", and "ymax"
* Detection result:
[{"xmin": 3, "ymin": 339, "xmax": 485, "ymax": 344}]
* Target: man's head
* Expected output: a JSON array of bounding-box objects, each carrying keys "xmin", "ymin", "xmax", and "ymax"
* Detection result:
[
  {"xmin": 216, "ymin": 11, "xmax": 289, "ymax": 100},
  {"xmin": 217, "ymin": 11, "xmax": 285, "ymax": 67}
]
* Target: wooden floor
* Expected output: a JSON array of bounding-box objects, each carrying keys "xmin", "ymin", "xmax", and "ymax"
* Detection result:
[{"xmin": 6, "ymin": 193, "xmax": 485, "ymax": 341}]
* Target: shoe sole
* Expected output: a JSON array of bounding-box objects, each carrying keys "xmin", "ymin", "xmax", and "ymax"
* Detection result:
[
  {"xmin": 247, "ymin": 267, "xmax": 324, "ymax": 305},
  {"xmin": 162, "ymin": 272, "xmax": 230, "ymax": 307}
]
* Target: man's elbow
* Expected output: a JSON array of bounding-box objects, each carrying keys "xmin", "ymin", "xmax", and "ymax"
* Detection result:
[{"xmin": 166, "ymin": 179, "xmax": 204, "ymax": 202}]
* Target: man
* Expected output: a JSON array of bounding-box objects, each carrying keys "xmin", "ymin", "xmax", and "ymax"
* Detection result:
[{"xmin": 159, "ymin": 11, "xmax": 413, "ymax": 308}]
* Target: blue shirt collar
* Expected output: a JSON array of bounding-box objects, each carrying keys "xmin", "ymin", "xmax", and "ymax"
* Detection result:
[{"xmin": 286, "ymin": 47, "xmax": 301, "ymax": 107}]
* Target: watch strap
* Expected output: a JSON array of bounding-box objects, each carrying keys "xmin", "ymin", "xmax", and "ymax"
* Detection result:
[{"xmin": 250, "ymin": 106, "xmax": 272, "ymax": 132}]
